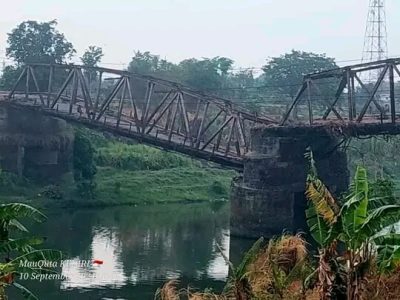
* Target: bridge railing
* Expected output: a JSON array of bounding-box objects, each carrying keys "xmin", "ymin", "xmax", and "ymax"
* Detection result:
[
  {"xmin": 6, "ymin": 63, "xmax": 279, "ymax": 165},
  {"xmin": 281, "ymin": 58, "xmax": 400, "ymax": 126}
]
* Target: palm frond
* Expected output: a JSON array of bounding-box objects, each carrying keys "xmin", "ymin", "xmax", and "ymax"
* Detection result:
[
  {"xmin": 12, "ymin": 282, "xmax": 38, "ymax": 300},
  {"xmin": 306, "ymin": 179, "xmax": 339, "ymax": 225},
  {"xmin": 0, "ymin": 237, "xmax": 44, "ymax": 254},
  {"xmin": 11, "ymin": 249, "xmax": 63, "ymax": 265},
  {"xmin": 236, "ymin": 237, "xmax": 264, "ymax": 279},
  {"xmin": 306, "ymin": 204, "xmax": 330, "ymax": 247},
  {"xmin": 341, "ymin": 167, "xmax": 369, "ymax": 236},
  {"xmin": 0, "ymin": 204, "xmax": 46, "ymax": 223},
  {"xmin": 360, "ymin": 205, "xmax": 400, "ymax": 238}
]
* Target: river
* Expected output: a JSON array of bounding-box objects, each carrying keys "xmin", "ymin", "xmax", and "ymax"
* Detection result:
[{"xmin": 10, "ymin": 202, "xmax": 252, "ymax": 300}]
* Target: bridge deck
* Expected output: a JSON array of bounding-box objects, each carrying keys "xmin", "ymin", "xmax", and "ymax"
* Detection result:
[
  {"xmin": 5, "ymin": 59, "xmax": 400, "ymax": 169},
  {"xmin": 2, "ymin": 98, "xmax": 244, "ymax": 169}
]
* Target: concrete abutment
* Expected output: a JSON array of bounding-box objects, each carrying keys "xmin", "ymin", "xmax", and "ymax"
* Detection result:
[{"xmin": 0, "ymin": 104, "xmax": 73, "ymax": 181}]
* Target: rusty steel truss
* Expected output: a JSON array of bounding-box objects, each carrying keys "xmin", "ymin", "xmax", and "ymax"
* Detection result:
[
  {"xmin": 282, "ymin": 58, "xmax": 400, "ymax": 126},
  {"xmin": 7, "ymin": 63, "xmax": 277, "ymax": 168}
]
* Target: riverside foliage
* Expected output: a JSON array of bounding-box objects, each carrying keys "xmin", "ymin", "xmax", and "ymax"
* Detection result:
[{"xmin": 155, "ymin": 152, "xmax": 400, "ymax": 300}]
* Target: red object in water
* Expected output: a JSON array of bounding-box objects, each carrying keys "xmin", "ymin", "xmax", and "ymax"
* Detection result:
[{"xmin": 93, "ymin": 259, "xmax": 104, "ymax": 265}]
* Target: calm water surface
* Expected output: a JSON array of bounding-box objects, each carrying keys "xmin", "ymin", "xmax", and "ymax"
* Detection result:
[{"xmin": 10, "ymin": 203, "xmax": 251, "ymax": 300}]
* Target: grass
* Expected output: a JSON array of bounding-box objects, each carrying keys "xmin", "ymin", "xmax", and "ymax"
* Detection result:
[
  {"xmin": 0, "ymin": 126, "xmax": 236, "ymax": 208},
  {"xmin": 92, "ymin": 166, "xmax": 234, "ymax": 205},
  {"xmin": 13, "ymin": 127, "xmax": 237, "ymax": 208}
]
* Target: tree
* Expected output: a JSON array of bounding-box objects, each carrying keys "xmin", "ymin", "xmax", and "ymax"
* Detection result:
[
  {"xmin": 305, "ymin": 150, "xmax": 400, "ymax": 299},
  {"xmin": 6, "ymin": 20, "xmax": 75, "ymax": 64},
  {"xmin": 178, "ymin": 57, "xmax": 234, "ymax": 91},
  {"xmin": 81, "ymin": 46, "xmax": 104, "ymax": 91},
  {"xmin": 262, "ymin": 50, "xmax": 337, "ymax": 100},
  {"xmin": 0, "ymin": 66, "xmax": 21, "ymax": 90},
  {"xmin": 81, "ymin": 46, "xmax": 103, "ymax": 68},
  {"xmin": 127, "ymin": 51, "xmax": 178, "ymax": 79},
  {"xmin": 73, "ymin": 130, "xmax": 97, "ymax": 199},
  {"xmin": 1, "ymin": 20, "xmax": 75, "ymax": 90}
]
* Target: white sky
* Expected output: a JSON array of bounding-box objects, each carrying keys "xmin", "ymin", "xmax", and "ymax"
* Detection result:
[{"xmin": 0, "ymin": 0, "xmax": 399, "ymax": 69}]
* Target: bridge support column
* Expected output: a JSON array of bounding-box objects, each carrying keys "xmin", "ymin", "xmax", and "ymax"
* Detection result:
[{"xmin": 230, "ymin": 126, "xmax": 349, "ymax": 238}]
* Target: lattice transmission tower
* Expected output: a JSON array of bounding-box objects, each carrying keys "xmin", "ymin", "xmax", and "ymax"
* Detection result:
[{"xmin": 362, "ymin": 0, "xmax": 388, "ymax": 81}]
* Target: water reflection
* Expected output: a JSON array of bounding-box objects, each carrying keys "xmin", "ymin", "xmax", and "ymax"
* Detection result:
[{"xmin": 12, "ymin": 203, "xmax": 233, "ymax": 300}]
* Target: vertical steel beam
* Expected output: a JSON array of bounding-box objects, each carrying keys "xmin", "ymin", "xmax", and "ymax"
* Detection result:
[
  {"xmin": 95, "ymin": 71, "xmax": 103, "ymax": 112},
  {"xmin": 142, "ymin": 81, "xmax": 155, "ymax": 126},
  {"xmin": 347, "ymin": 69, "xmax": 353, "ymax": 121},
  {"xmin": 29, "ymin": 66, "xmax": 45, "ymax": 105},
  {"xmin": 47, "ymin": 65, "xmax": 54, "ymax": 107},
  {"xmin": 351, "ymin": 74, "xmax": 356, "ymax": 118},
  {"xmin": 168, "ymin": 101, "xmax": 179, "ymax": 142},
  {"xmin": 224, "ymin": 118, "xmax": 236, "ymax": 156},
  {"xmin": 69, "ymin": 68, "xmax": 78, "ymax": 114},
  {"xmin": 306, "ymin": 80, "xmax": 313, "ymax": 125},
  {"xmin": 389, "ymin": 64, "xmax": 396, "ymax": 123},
  {"xmin": 195, "ymin": 102, "xmax": 209, "ymax": 148},
  {"xmin": 126, "ymin": 78, "xmax": 140, "ymax": 128},
  {"xmin": 25, "ymin": 66, "xmax": 30, "ymax": 100},
  {"xmin": 116, "ymin": 78, "xmax": 127, "ymax": 128}
]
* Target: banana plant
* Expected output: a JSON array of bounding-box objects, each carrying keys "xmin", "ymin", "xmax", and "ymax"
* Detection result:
[
  {"xmin": 0, "ymin": 203, "xmax": 63, "ymax": 300},
  {"xmin": 305, "ymin": 150, "xmax": 400, "ymax": 300}
]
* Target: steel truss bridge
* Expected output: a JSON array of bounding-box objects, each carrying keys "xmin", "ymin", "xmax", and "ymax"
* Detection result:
[{"xmin": 5, "ymin": 58, "xmax": 400, "ymax": 168}]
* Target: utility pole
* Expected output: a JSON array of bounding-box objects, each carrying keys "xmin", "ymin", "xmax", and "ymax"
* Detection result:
[{"xmin": 362, "ymin": 0, "xmax": 388, "ymax": 81}]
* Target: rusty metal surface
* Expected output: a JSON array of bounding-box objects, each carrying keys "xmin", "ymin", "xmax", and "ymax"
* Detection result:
[
  {"xmin": 6, "ymin": 64, "xmax": 280, "ymax": 168},
  {"xmin": 5, "ymin": 59, "xmax": 400, "ymax": 169}
]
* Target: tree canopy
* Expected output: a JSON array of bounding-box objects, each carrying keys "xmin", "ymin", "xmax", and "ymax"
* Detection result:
[
  {"xmin": 262, "ymin": 50, "xmax": 338, "ymax": 99},
  {"xmin": 6, "ymin": 20, "xmax": 75, "ymax": 64},
  {"xmin": 81, "ymin": 46, "xmax": 104, "ymax": 68}
]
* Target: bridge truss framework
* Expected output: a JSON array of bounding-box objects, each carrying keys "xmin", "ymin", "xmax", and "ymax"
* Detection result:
[
  {"xmin": 282, "ymin": 58, "xmax": 400, "ymax": 126},
  {"xmin": 6, "ymin": 63, "xmax": 277, "ymax": 168}
]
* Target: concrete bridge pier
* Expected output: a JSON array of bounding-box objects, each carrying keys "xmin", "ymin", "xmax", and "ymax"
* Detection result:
[
  {"xmin": 0, "ymin": 104, "xmax": 73, "ymax": 181},
  {"xmin": 230, "ymin": 126, "xmax": 349, "ymax": 238}
]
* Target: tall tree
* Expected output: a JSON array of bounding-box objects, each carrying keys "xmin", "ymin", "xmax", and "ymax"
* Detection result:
[
  {"xmin": 178, "ymin": 57, "xmax": 234, "ymax": 91},
  {"xmin": 81, "ymin": 46, "xmax": 104, "ymax": 68},
  {"xmin": 0, "ymin": 20, "xmax": 75, "ymax": 90},
  {"xmin": 81, "ymin": 46, "xmax": 104, "ymax": 89},
  {"xmin": 6, "ymin": 20, "xmax": 75, "ymax": 64},
  {"xmin": 127, "ymin": 51, "xmax": 177, "ymax": 79},
  {"xmin": 262, "ymin": 50, "xmax": 337, "ymax": 100}
]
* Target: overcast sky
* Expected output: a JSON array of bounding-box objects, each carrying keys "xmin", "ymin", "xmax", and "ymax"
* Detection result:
[{"xmin": 1, "ymin": 0, "xmax": 399, "ymax": 69}]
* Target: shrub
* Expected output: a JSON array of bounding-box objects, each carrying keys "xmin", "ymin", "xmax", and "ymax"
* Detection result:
[{"xmin": 96, "ymin": 143, "xmax": 196, "ymax": 171}]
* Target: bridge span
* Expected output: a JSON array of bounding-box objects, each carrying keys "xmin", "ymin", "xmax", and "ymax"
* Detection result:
[
  {"xmin": 4, "ymin": 58, "xmax": 400, "ymax": 236},
  {"xmin": 4, "ymin": 63, "xmax": 279, "ymax": 169}
]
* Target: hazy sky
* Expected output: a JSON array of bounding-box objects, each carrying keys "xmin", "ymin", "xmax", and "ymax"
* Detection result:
[{"xmin": 1, "ymin": 0, "xmax": 399, "ymax": 69}]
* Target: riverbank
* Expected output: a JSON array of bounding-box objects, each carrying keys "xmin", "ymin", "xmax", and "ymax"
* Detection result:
[{"xmin": 0, "ymin": 127, "xmax": 236, "ymax": 208}]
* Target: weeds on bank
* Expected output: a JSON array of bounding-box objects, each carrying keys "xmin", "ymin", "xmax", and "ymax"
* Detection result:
[{"xmin": 156, "ymin": 149, "xmax": 400, "ymax": 300}]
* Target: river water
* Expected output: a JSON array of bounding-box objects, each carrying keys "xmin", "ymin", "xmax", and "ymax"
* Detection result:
[{"xmin": 10, "ymin": 203, "xmax": 252, "ymax": 300}]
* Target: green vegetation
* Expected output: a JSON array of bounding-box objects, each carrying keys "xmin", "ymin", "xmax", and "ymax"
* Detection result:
[
  {"xmin": 83, "ymin": 127, "xmax": 234, "ymax": 206},
  {"xmin": 1, "ymin": 20, "xmax": 339, "ymax": 117},
  {"xmin": 6, "ymin": 126, "xmax": 232, "ymax": 208},
  {"xmin": 0, "ymin": 203, "xmax": 63, "ymax": 300},
  {"xmin": 156, "ymin": 153, "xmax": 400, "ymax": 300},
  {"xmin": 93, "ymin": 167, "xmax": 232, "ymax": 205},
  {"xmin": 73, "ymin": 130, "xmax": 97, "ymax": 199}
]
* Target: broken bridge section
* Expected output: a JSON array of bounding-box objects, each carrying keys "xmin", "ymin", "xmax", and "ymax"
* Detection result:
[{"xmin": 6, "ymin": 63, "xmax": 278, "ymax": 169}]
